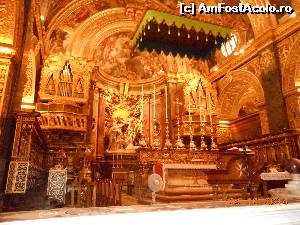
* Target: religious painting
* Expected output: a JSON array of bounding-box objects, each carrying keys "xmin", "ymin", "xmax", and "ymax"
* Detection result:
[
  {"xmin": 94, "ymin": 32, "xmax": 166, "ymax": 80},
  {"xmin": 44, "ymin": 0, "xmax": 73, "ymax": 25},
  {"xmin": 104, "ymin": 90, "xmax": 142, "ymax": 152},
  {"xmin": 48, "ymin": 0, "xmax": 127, "ymax": 29},
  {"xmin": 49, "ymin": 29, "xmax": 69, "ymax": 54}
]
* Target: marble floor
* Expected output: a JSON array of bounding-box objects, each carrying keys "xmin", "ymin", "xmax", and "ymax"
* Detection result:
[{"xmin": 1, "ymin": 200, "xmax": 300, "ymax": 225}]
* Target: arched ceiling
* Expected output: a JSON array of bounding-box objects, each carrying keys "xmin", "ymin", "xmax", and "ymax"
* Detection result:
[
  {"xmin": 39, "ymin": 0, "xmax": 272, "ymax": 88},
  {"xmin": 41, "ymin": 0, "xmax": 253, "ymax": 55}
]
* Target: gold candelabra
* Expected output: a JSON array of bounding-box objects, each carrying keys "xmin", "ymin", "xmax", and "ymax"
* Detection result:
[
  {"xmin": 152, "ymin": 84, "xmax": 160, "ymax": 149},
  {"xmin": 175, "ymin": 98, "xmax": 184, "ymax": 149},
  {"xmin": 164, "ymin": 120, "xmax": 172, "ymax": 149},
  {"xmin": 139, "ymin": 116, "xmax": 147, "ymax": 147},
  {"xmin": 200, "ymin": 123, "xmax": 208, "ymax": 150},
  {"xmin": 140, "ymin": 84, "xmax": 147, "ymax": 147},
  {"xmin": 152, "ymin": 119, "xmax": 161, "ymax": 148},
  {"xmin": 198, "ymin": 87, "xmax": 207, "ymax": 151},
  {"xmin": 164, "ymin": 86, "xmax": 172, "ymax": 149},
  {"xmin": 210, "ymin": 125, "xmax": 218, "ymax": 151},
  {"xmin": 189, "ymin": 124, "xmax": 196, "ymax": 150},
  {"xmin": 207, "ymin": 89, "xmax": 218, "ymax": 151}
]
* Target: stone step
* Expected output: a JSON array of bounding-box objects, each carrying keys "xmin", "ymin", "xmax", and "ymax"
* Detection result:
[
  {"xmin": 156, "ymin": 192, "xmax": 243, "ymax": 202},
  {"xmin": 162, "ymin": 188, "xmax": 243, "ymax": 196}
]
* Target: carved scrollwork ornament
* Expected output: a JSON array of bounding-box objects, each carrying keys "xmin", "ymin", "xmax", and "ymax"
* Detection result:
[{"xmin": 260, "ymin": 48, "xmax": 275, "ymax": 72}]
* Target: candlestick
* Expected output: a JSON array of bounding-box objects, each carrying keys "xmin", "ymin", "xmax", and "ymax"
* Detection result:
[
  {"xmin": 165, "ymin": 86, "xmax": 168, "ymax": 119},
  {"xmin": 208, "ymin": 91, "xmax": 212, "ymax": 125},
  {"xmin": 199, "ymin": 87, "xmax": 202, "ymax": 125},
  {"xmin": 208, "ymin": 90, "xmax": 218, "ymax": 151},
  {"xmin": 116, "ymin": 152, "xmax": 119, "ymax": 168},
  {"xmin": 211, "ymin": 129, "xmax": 219, "ymax": 151},
  {"xmin": 139, "ymin": 84, "xmax": 146, "ymax": 147},
  {"xmin": 153, "ymin": 84, "xmax": 156, "ymax": 119},
  {"xmin": 175, "ymin": 97, "xmax": 184, "ymax": 149},
  {"xmin": 199, "ymin": 85, "xmax": 207, "ymax": 151},
  {"xmin": 142, "ymin": 84, "xmax": 144, "ymax": 118},
  {"xmin": 152, "ymin": 84, "xmax": 160, "ymax": 148},
  {"xmin": 188, "ymin": 91, "xmax": 191, "ymax": 123},
  {"xmin": 188, "ymin": 90, "xmax": 196, "ymax": 150},
  {"xmin": 164, "ymin": 85, "xmax": 172, "ymax": 149},
  {"xmin": 121, "ymin": 152, "xmax": 123, "ymax": 168}
]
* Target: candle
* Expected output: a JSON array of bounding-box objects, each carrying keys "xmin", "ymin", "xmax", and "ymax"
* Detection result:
[
  {"xmin": 188, "ymin": 90, "xmax": 191, "ymax": 123},
  {"xmin": 208, "ymin": 91, "xmax": 212, "ymax": 124},
  {"xmin": 142, "ymin": 84, "xmax": 144, "ymax": 120},
  {"xmin": 165, "ymin": 86, "xmax": 168, "ymax": 119},
  {"xmin": 153, "ymin": 84, "xmax": 156, "ymax": 119},
  {"xmin": 199, "ymin": 86, "xmax": 202, "ymax": 124}
]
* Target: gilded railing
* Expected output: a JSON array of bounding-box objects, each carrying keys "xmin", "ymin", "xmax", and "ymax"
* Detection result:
[
  {"xmin": 38, "ymin": 112, "xmax": 88, "ymax": 132},
  {"xmin": 137, "ymin": 147, "xmax": 220, "ymax": 164},
  {"xmin": 219, "ymin": 131, "xmax": 299, "ymax": 167}
]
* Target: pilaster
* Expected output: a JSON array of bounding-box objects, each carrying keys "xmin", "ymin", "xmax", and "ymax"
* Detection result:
[{"xmin": 259, "ymin": 44, "xmax": 289, "ymax": 133}]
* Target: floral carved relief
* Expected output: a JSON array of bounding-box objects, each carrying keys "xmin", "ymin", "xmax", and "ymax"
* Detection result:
[
  {"xmin": 22, "ymin": 50, "xmax": 35, "ymax": 101},
  {"xmin": 259, "ymin": 48, "xmax": 276, "ymax": 72},
  {"xmin": 282, "ymin": 34, "xmax": 300, "ymax": 95},
  {"xmin": 0, "ymin": 0, "xmax": 16, "ymax": 45}
]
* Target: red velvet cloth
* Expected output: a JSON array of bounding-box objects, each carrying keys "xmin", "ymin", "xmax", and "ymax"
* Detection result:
[{"xmin": 154, "ymin": 163, "xmax": 163, "ymax": 178}]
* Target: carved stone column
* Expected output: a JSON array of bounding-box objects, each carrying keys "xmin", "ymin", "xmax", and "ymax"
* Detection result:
[
  {"xmin": 259, "ymin": 45, "xmax": 289, "ymax": 133},
  {"xmin": 96, "ymin": 90, "xmax": 105, "ymax": 159}
]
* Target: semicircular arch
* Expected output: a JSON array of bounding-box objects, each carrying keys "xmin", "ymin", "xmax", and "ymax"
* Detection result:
[
  {"xmin": 218, "ymin": 69, "xmax": 264, "ymax": 119},
  {"xmin": 282, "ymin": 36, "xmax": 300, "ymax": 95}
]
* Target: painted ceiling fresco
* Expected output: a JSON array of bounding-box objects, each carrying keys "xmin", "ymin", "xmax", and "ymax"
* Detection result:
[{"xmin": 93, "ymin": 32, "xmax": 166, "ymax": 80}]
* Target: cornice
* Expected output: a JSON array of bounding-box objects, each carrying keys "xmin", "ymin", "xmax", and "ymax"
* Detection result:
[
  {"xmin": 94, "ymin": 66, "xmax": 166, "ymax": 92},
  {"xmin": 0, "ymin": 44, "xmax": 16, "ymax": 60}
]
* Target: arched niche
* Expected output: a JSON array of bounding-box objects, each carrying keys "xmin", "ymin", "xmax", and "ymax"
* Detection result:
[{"xmin": 218, "ymin": 69, "xmax": 264, "ymax": 120}]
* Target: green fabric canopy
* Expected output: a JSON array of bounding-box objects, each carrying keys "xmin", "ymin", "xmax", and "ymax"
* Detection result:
[{"xmin": 133, "ymin": 10, "xmax": 231, "ymax": 45}]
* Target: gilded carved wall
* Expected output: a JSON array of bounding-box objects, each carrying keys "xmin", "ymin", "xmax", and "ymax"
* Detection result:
[
  {"xmin": 0, "ymin": 0, "xmax": 17, "ymax": 45},
  {"xmin": 279, "ymin": 32, "xmax": 300, "ymax": 129},
  {"xmin": 37, "ymin": 54, "xmax": 93, "ymax": 132}
]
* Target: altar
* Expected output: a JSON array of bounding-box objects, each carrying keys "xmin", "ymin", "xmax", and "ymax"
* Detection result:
[
  {"xmin": 154, "ymin": 163, "xmax": 217, "ymax": 189},
  {"xmin": 134, "ymin": 147, "xmax": 255, "ymax": 203}
]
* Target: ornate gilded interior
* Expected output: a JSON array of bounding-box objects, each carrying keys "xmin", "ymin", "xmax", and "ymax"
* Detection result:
[{"xmin": 0, "ymin": 0, "xmax": 300, "ymax": 212}]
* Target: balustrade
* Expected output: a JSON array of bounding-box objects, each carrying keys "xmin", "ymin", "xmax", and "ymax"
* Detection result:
[
  {"xmin": 220, "ymin": 131, "xmax": 299, "ymax": 167},
  {"xmin": 66, "ymin": 179, "xmax": 122, "ymax": 208}
]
